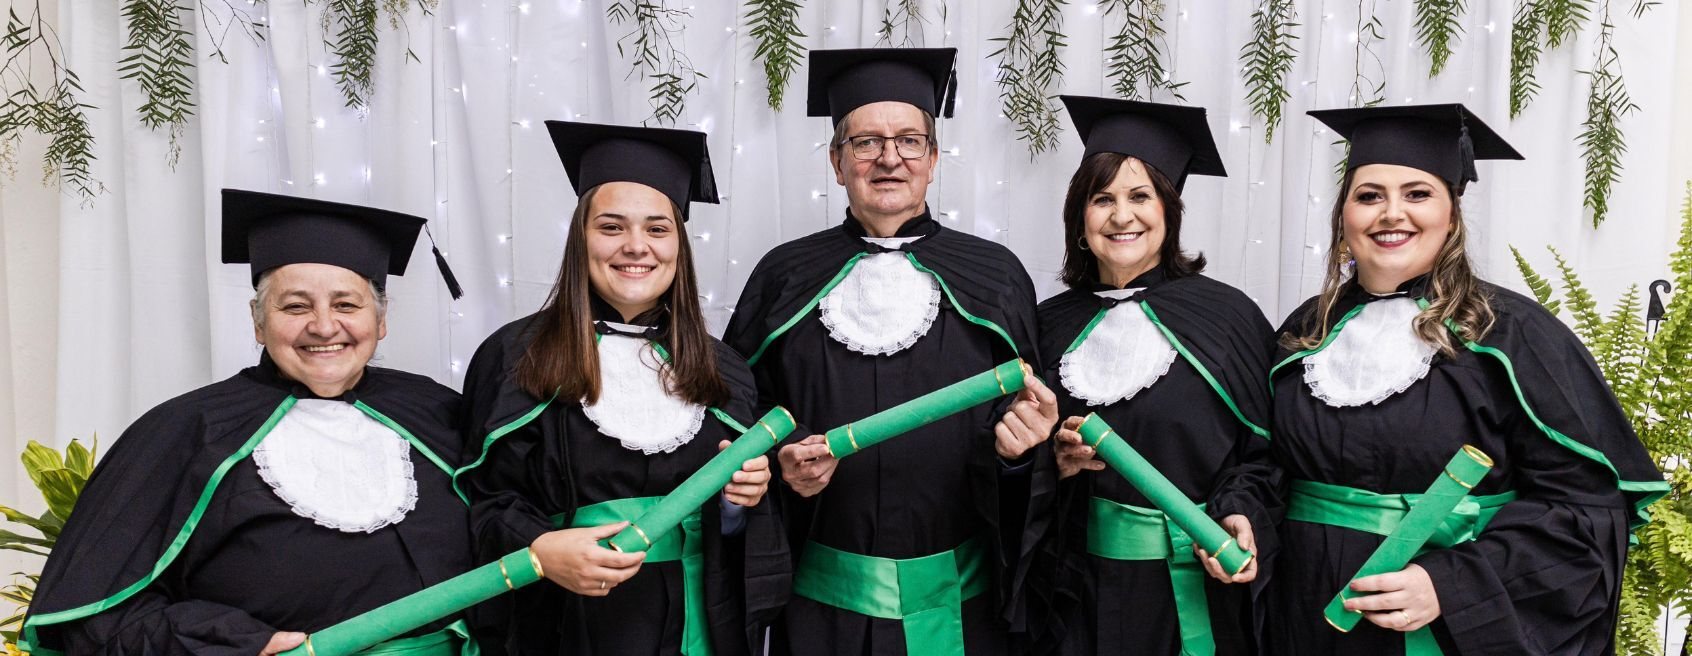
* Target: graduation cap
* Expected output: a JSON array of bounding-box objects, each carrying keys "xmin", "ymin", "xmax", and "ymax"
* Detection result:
[
  {"xmin": 1061, "ymin": 95, "xmax": 1226, "ymax": 192},
  {"xmin": 807, "ymin": 48, "xmax": 958, "ymax": 126},
  {"xmin": 545, "ymin": 120, "xmax": 718, "ymax": 219},
  {"xmin": 1307, "ymin": 103, "xmax": 1523, "ymax": 196},
  {"xmin": 222, "ymin": 189, "xmax": 462, "ymax": 299}
]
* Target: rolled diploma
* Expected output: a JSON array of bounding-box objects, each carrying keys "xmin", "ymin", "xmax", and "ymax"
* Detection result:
[
  {"xmin": 824, "ymin": 359, "xmax": 1029, "ymax": 459},
  {"xmin": 1322, "ymin": 444, "xmax": 1495, "ymax": 632},
  {"xmin": 1077, "ymin": 413, "xmax": 1253, "ymax": 576}
]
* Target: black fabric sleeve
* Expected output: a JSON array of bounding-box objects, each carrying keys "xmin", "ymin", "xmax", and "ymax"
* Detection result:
[{"xmin": 61, "ymin": 589, "xmax": 277, "ymax": 656}]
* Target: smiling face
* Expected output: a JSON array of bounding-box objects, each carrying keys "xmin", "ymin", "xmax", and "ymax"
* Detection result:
[
  {"xmin": 1084, "ymin": 157, "xmax": 1167, "ymax": 287},
  {"xmin": 831, "ymin": 101, "xmax": 937, "ymax": 234},
  {"xmin": 1342, "ymin": 164, "xmax": 1454, "ymax": 294},
  {"xmin": 252, "ymin": 263, "xmax": 387, "ymax": 398},
  {"xmin": 583, "ymin": 181, "xmax": 681, "ymax": 321}
]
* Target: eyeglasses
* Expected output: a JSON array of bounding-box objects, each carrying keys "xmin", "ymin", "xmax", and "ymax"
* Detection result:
[{"xmin": 840, "ymin": 134, "xmax": 933, "ymax": 160}]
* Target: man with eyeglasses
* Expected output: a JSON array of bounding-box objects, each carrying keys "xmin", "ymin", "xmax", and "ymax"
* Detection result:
[{"xmin": 725, "ymin": 48, "xmax": 1057, "ymax": 656}]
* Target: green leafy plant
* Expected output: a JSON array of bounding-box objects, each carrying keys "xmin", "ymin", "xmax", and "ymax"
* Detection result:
[
  {"xmin": 0, "ymin": 2, "xmax": 102, "ymax": 201},
  {"xmin": 990, "ymin": 0, "xmax": 1066, "ymax": 157},
  {"xmin": 744, "ymin": 0, "xmax": 805, "ymax": 111},
  {"xmin": 322, "ymin": 0, "xmax": 435, "ymax": 110},
  {"xmin": 1331, "ymin": 0, "xmax": 1387, "ymax": 177},
  {"xmin": 876, "ymin": 0, "xmax": 928, "ymax": 47},
  {"xmin": 1237, "ymin": 0, "xmax": 1297, "ymax": 144},
  {"xmin": 1508, "ymin": 1, "xmax": 1546, "ymax": 118},
  {"xmin": 1412, "ymin": 0, "xmax": 1466, "ymax": 77},
  {"xmin": 0, "ymin": 438, "xmax": 97, "ymax": 644},
  {"xmin": 1100, "ymin": 0, "xmax": 1185, "ymax": 102},
  {"xmin": 119, "ymin": 0, "xmax": 196, "ymax": 165},
  {"xmin": 1576, "ymin": 4, "xmax": 1636, "ymax": 228},
  {"xmin": 608, "ymin": 0, "xmax": 705, "ymax": 127},
  {"xmin": 1514, "ymin": 182, "xmax": 1692, "ymax": 654},
  {"xmin": 1544, "ymin": 0, "xmax": 1592, "ymax": 47}
]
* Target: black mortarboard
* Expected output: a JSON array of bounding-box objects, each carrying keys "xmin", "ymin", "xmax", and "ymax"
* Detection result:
[
  {"xmin": 1307, "ymin": 103, "xmax": 1523, "ymax": 196},
  {"xmin": 1061, "ymin": 95, "xmax": 1226, "ymax": 192},
  {"xmin": 222, "ymin": 189, "xmax": 462, "ymax": 299},
  {"xmin": 545, "ymin": 121, "xmax": 718, "ymax": 219},
  {"xmin": 807, "ymin": 48, "xmax": 958, "ymax": 126}
]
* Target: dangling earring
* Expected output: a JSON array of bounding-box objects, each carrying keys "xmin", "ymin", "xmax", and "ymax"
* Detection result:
[
  {"xmin": 1338, "ymin": 244, "xmax": 1355, "ymax": 278},
  {"xmin": 1077, "ymin": 235, "xmax": 1090, "ymax": 251}
]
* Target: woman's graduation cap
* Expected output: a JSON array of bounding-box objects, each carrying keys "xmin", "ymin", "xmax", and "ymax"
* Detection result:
[
  {"xmin": 806, "ymin": 48, "xmax": 958, "ymax": 126},
  {"xmin": 1307, "ymin": 103, "xmax": 1523, "ymax": 196},
  {"xmin": 545, "ymin": 120, "xmax": 718, "ymax": 219},
  {"xmin": 1061, "ymin": 95, "xmax": 1226, "ymax": 192},
  {"xmin": 221, "ymin": 189, "xmax": 463, "ymax": 299}
]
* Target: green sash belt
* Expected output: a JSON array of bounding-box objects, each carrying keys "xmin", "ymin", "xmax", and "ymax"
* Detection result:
[
  {"xmin": 355, "ymin": 621, "xmax": 471, "ymax": 655},
  {"xmin": 792, "ymin": 538, "xmax": 989, "ymax": 656},
  {"xmin": 1086, "ymin": 497, "xmax": 1215, "ymax": 656},
  {"xmin": 562, "ymin": 497, "xmax": 711, "ymax": 656},
  {"xmin": 1286, "ymin": 479, "xmax": 1518, "ymax": 656}
]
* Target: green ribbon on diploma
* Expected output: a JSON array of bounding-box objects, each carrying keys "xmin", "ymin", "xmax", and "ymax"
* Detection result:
[
  {"xmin": 792, "ymin": 538, "xmax": 988, "ymax": 656},
  {"xmin": 1087, "ymin": 497, "xmax": 1216, "ymax": 656},
  {"xmin": 568, "ymin": 498, "xmax": 711, "ymax": 656},
  {"xmin": 1075, "ymin": 414, "xmax": 1253, "ymax": 576},
  {"xmin": 824, "ymin": 360, "xmax": 1029, "ymax": 458}
]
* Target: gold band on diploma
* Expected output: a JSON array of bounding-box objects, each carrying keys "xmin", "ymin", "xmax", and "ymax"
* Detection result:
[
  {"xmin": 757, "ymin": 421, "xmax": 779, "ymax": 446},
  {"xmin": 1323, "ymin": 613, "xmax": 1354, "ymax": 633},
  {"xmin": 1443, "ymin": 468, "xmax": 1476, "ymax": 489},
  {"xmin": 528, "ymin": 548, "xmax": 545, "ymax": 578},
  {"xmin": 305, "ymin": 636, "xmax": 317, "ymax": 656},
  {"xmin": 632, "ymin": 524, "xmax": 654, "ymax": 549},
  {"xmin": 994, "ymin": 367, "xmax": 1008, "ymax": 395},
  {"xmin": 847, "ymin": 424, "xmax": 861, "ymax": 453},
  {"xmin": 775, "ymin": 405, "xmax": 796, "ymax": 427},
  {"xmin": 1092, "ymin": 428, "xmax": 1113, "ymax": 450},
  {"xmin": 1213, "ymin": 538, "xmax": 1254, "ymax": 576},
  {"xmin": 499, "ymin": 559, "xmax": 515, "ymax": 590}
]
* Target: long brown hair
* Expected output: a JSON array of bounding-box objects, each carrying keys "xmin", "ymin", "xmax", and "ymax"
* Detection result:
[
  {"xmin": 515, "ymin": 184, "xmax": 729, "ymax": 406},
  {"xmin": 1060, "ymin": 152, "xmax": 1205, "ymax": 288},
  {"xmin": 1280, "ymin": 169, "xmax": 1495, "ymax": 357}
]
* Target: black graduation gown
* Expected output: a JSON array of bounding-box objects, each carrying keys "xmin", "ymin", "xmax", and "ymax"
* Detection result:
[
  {"xmin": 26, "ymin": 356, "xmax": 474, "ymax": 655},
  {"xmin": 722, "ymin": 210, "xmax": 1051, "ymax": 656},
  {"xmin": 1029, "ymin": 270, "xmax": 1279, "ymax": 656},
  {"xmin": 458, "ymin": 310, "xmax": 790, "ymax": 656},
  {"xmin": 1262, "ymin": 278, "xmax": 1666, "ymax": 655}
]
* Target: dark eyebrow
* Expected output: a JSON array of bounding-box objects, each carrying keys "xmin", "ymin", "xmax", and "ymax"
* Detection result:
[{"xmin": 593, "ymin": 212, "xmax": 627, "ymax": 221}]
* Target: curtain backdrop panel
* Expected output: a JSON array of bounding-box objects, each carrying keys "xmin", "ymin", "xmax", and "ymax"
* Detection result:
[{"xmin": 51, "ymin": 0, "xmax": 1686, "ymax": 443}]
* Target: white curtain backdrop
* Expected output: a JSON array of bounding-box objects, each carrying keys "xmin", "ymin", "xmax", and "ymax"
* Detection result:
[{"xmin": 37, "ymin": 0, "xmax": 1691, "ymax": 447}]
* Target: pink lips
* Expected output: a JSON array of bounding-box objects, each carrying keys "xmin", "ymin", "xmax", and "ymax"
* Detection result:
[{"xmin": 1370, "ymin": 230, "xmax": 1416, "ymax": 250}]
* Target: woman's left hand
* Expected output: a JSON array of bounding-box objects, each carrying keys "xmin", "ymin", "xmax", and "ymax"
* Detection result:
[
  {"xmin": 720, "ymin": 440, "xmax": 772, "ymax": 507},
  {"xmin": 1345, "ymin": 563, "xmax": 1441, "ymax": 632}
]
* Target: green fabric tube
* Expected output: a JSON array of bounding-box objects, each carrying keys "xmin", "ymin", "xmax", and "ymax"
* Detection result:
[
  {"xmin": 824, "ymin": 360, "xmax": 1028, "ymax": 458},
  {"xmin": 606, "ymin": 406, "xmax": 796, "ymax": 553},
  {"xmin": 281, "ymin": 549, "xmax": 542, "ymax": 656},
  {"xmin": 1320, "ymin": 445, "xmax": 1496, "ymax": 634},
  {"xmin": 1076, "ymin": 413, "xmax": 1252, "ymax": 576}
]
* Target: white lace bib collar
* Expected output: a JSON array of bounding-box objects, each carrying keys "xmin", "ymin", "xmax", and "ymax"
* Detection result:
[
  {"xmin": 1059, "ymin": 288, "xmax": 1179, "ymax": 406},
  {"xmin": 1302, "ymin": 295, "xmax": 1438, "ymax": 407},
  {"xmin": 581, "ymin": 331, "xmax": 707, "ymax": 454},
  {"xmin": 254, "ymin": 399, "xmax": 417, "ymax": 533},
  {"xmin": 818, "ymin": 235, "xmax": 941, "ymax": 356}
]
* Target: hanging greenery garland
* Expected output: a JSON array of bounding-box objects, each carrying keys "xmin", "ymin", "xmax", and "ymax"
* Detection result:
[
  {"xmin": 119, "ymin": 0, "xmax": 266, "ymax": 165},
  {"xmin": 326, "ymin": 0, "xmax": 436, "ymax": 110},
  {"xmin": 1100, "ymin": 0, "xmax": 1184, "ymax": 102},
  {"xmin": 1237, "ymin": 0, "xmax": 1297, "ymax": 144},
  {"xmin": 744, "ymin": 0, "xmax": 805, "ymax": 111},
  {"xmin": 1508, "ymin": 1, "xmax": 1548, "ymax": 118},
  {"xmin": 607, "ymin": 0, "xmax": 705, "ymax": 127},
  {"xmin": 1412, "ymin": 0, "xmax": 1466, "ymax": 77},
  {"xmin": 877, "ymin": 0, "xmax": 928, "ymax": 47},
  {"xmin": 1577, "ymin": 1, "xmax": 1637, "ymax": 228},
  {"xmin": 991, "ymin": 0, "xmax": 1066, "ymax": 156},
  {"xmin": 1334, "ymin": 0, "xmax": 1387, "ymax": 176},
  {"xmin": 0, "ymin": 2, "xmax": 101, "ymax": 201}
]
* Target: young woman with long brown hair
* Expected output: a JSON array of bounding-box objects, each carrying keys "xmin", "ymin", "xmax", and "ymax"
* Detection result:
[{"xmin": 456, "ymin": 122, "xmax": 788, "ymax": 655}]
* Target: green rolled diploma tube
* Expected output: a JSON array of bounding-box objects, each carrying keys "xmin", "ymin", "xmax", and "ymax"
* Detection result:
[
  {"xmin": 1322, "ymin": 444, "xmax": 1495, "ymax": 633},
  {"xmin": 1077, "ymin": 413, "xmax": 1253, "ymax": 576},
  {"xmin": 824, "ymin": 359, "xmax": 1030, "ymax": 459},
  {"xmin": 606, "ymin": 406, "xmax": 798, "ymax": 552},
  {"xmin": 281, "ymin": 547, "xmax": 544, "ymax": 656}
]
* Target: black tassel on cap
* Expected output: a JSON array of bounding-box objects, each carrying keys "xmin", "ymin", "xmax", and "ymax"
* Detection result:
[
  {"xmin": 942, "ymin": 74, "xmax": 959, "ymax": 118},
  {"xmin": 423, "ymin": 225, "xmax": 464, "ymax": 300}
]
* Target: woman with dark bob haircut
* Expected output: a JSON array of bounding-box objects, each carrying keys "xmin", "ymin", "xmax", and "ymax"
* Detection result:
[{"xmin": 1025, "ymin": 96, "xmax": 1279, "ymax": 655}]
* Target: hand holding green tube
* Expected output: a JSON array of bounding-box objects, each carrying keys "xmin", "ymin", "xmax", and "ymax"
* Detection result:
[{"xmin": 823, "ymin": 359, "xmax": 1030, "ymax": 459}]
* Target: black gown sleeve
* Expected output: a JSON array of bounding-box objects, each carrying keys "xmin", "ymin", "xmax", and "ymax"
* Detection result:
[
  {"xmin": 459, "ymin": 332, "xmax": 559, "ymax": 559},
  {"xmin": 61, "ymin": 585, "xmax": 277, "ymax": 655}
]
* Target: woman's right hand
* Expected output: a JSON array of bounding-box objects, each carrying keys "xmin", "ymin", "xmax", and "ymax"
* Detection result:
[
  {"xmin": 530, "ymin": 522, "xmax": 647, "ymax": 596},
  {"xmin": 260, "ymin": 631, "xmax": 305, "ymax": 655},
  {"xmin": 1054, "ymin": 416, "xmax": 1106, "ymax": 480}
]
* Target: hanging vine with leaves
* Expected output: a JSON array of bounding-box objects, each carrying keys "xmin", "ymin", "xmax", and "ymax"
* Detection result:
[
  {"xmin": 1100, "ymin": 0, "xmax": 1184, "ymax": 102},
  {"xmin": 1237, "ymin": 0, "xmax": 1297, "ymax": 144},
  {"xmin": 1412, "ymin": 0, "xmax": 1466, "ymax": 77},
  {"xmin": 744, "ymin": 0, "xmax": 804, "ymax": 111},
  {"xmin": 322, "ymin": 0, "xmax": 435, "ymax": 110},
  {"xmin": 608, "ymin": 0, "xmax": 705, "ymax": 127},
  {"xmin": 1577, "ymin": 2, "xmax": 1636, "ymax": 228},
  {"xmin": 0, "ymin": 3, "xmax": 101, "ymax": 200},
  {"xmin": 1333, "ymin": 0, "xmax": 1387, "ymax": 176},
  {"xmin": 876, "ymin": 0, "xmax": 927, "ymax": 47},
  {"xmin": 119, "ymin": 0, "xmax": 195, "ymax": 164},
  {"xmin": 991, "ymin": 0, "xmax": 1066, "ymax": 157},
  {"xmin": 1509, "ymin": 1, "xmax": 1547, "ymax": 118}
]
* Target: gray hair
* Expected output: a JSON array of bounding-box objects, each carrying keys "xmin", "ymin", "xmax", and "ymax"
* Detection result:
[
  {"xmin": 830, "ymin": 109, "xmax": 938, "ymax": 163},
  {"xmin": 250, "ymin": 269, "xmax": 390, "ymax": 329}
]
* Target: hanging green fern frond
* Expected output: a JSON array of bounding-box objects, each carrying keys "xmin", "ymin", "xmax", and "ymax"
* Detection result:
[
  {"xmin": 1510, "ymin": 245, "xmax": 1562, "ymax": 316},
  {"xmin": 876, "ymin": 0, "xmax": 927, "ymax": 47},
  {"xmin": 119, "ymin": 0, "xmax": 195, "ymax": 165},
  {"xmin": 990, "ymin": 0, "xmax": 1066, "ymax": 156},
  {"xmin": 1509, "ymin": 0, "xmax": 1545, "ymax": 118},
  {"xmin": 1413, "ymin": 0, "xmax": 1467, "ymax": 77},
  {"xmin": 744, "ymin": 0, "xmax": 805, "ymax": 111},
  {"xmin": 1577, "ymin": 18, "xmax": 1637, "ymax": 228},
  {"xmin": 1100, "ymin": 0, "xmax": 1185, "ymax": 102},
  {"xmin": 1547, "ymin": 246, "xmax": 1605, "ymax": 341},
  {"xmin": 609, "ymin": 1, "xmax": 706, "ymax": 126},
  {"xmin": 1237, "ymin": 0, "xmax": 1298, "ymax": 144},
  {"xmin": 324, "ymin": 0, "xmax": 379, "ymax": 109},
  {"xmin": 1542, "ymin": 0, "xmax": 1591, "ymax": 48},
  {"xmin": 0, "ymin": 3, "xmax": 103, "ymax": 201}
]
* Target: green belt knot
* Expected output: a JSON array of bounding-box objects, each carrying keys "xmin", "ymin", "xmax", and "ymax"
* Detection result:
[
  {"xmin": 792, "ymin": 538, "xmax": 990, "ymax": 656},
  {"xmin": 1086, "ymin": 497, "xmax": 1216, "ymax": 656},
  {"xmin": 562, "ymin": 497, "xmax": 712, "ymax": 656}
]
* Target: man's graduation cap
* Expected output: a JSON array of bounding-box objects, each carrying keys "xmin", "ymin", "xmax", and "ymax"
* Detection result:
[
  {"xmin": 807, "ymin": 48, "xmax": 958, "ymax": 126},
  {"xmin": 222, "ymin": 189, "xmax": 462, "ymax": 299},
  {"xmin": 1061, "ymin": 95, "xmax": 1226, "ymax": 192},
  {"xmin": 545, "ymin": 120, "xmax": 718, "ymax": 219},
  {"xmin": 1307, "ymin": 103, "xmax": 1523, "ymax": 196}
]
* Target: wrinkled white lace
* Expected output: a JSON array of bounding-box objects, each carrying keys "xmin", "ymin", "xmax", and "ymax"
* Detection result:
[
  {"xmin": 254, "ymin": 399, "xmax": 417, "ymax": 533},
  {"xmin": 582, "ymin": 333, "xmax": 706, "ymax": 454},
  {"xmin": 1303, "ymin": 296, "xmax": 1438, "ymax": 407},
  {"xmin": 818, "ymin": 236, "xmax": 941, "ymax": 356},
  {"xmin": 1059, "ymin": 289, "xmax": 1177, "ymax": 406}
]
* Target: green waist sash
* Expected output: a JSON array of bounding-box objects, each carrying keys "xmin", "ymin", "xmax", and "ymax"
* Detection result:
[
  {"xmin": 1286, "ymin": 479, "xmax": 1518, "ymax": 656},
  {"xmin": 1086, "ymin": 497, "xmax": 1215, "ymax": 656},
  {"xmin": 562, "ymin": 497, "xmax": 710, "ymax": 656},
  {"xmin": 352, "ymin": 622, "xmax": 469, "ymax": 655},
  {"xmin": 792, "ymin": 538, "xmax": 989, "ymax": 656}
]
